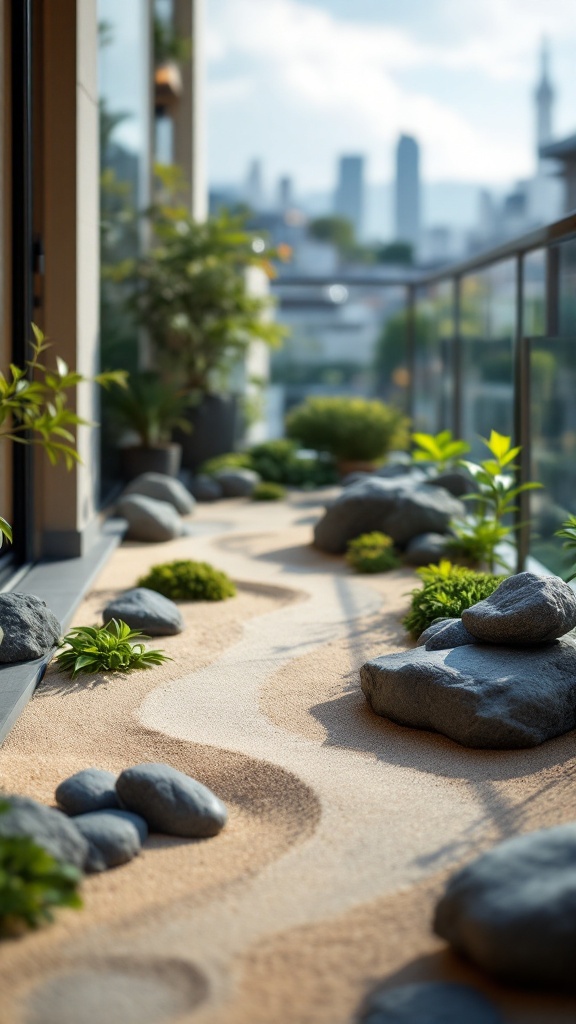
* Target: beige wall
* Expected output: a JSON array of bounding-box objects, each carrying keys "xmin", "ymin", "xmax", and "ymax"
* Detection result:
[
  {"xmin": 173, "ymin": 0, "xmax": 206, "ymax": 220},
  {"xmin": 0, "ymin": 0, "xmax": 12, "ymax": 526}
]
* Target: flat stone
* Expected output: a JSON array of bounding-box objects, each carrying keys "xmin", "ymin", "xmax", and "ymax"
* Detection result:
[
  {"xmin": 0, "ymin": 795, "xmax": 88, "ymax": 869},
  {"xmin": 102, "ymin": 588, "xmax": 184, "ymax": 636},
  {"xmin": 188, "ymin": 474, "xmax": 223, "ymax": 501},
  {"xmin": 116, "ymin": 762, "xmax": 227, "ymax": 837},
  {"xmin": 462, "ymin": 571, "xmax": 576, "ymax": 645},
  {"xmin": 434, "ymin": 822, "xmax": 576, "ymax": 990},
  {"xmin": 213, "ymin": 468, "xmax": 261, "ymax": 497},
  {"xmin": 0, "ymin": 593, "xmax": 61, "ymax": 664},
  {"xmin": 122, "ymin": 472, "xmax": 195, "ymax": 515},
  {"xmin": 117, "ymin": 495, "xmax": 182, "ymax": 542},
  {"xmin": 55, "ymin": 768, "xmax": 120, "ymax": 815},
  {"xmin": 314, "ymin": 478, "xmax": 463, "ymax": 554},
  {"xmin": 360, "ymin": 982, "xmax": 503, "ymax": 1023},
  {"xmin": 73, "ymin": 810, "xmax": 148, "ymax": 872},
  {"xmin": 360, "ymin": 636, "xmax": 576, "ymax": 748},
  {"xmin": 404, "ymin": 532, "xmax": 451, "ymax": 566},
  {"xmin": 416, "ymin": 617, "xmax": 479, "ymax": 651}
]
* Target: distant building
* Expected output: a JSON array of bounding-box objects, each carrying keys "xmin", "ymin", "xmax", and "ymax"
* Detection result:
[
  {"xmin": 278, "ymin": 175, "xmax": 293, "ymax": 212},
  {"xmin": 540, "ymin": 134, "xmax": 576, "ymax": 212},
  {"xmin": 334, "ymin": 155, "xmax": 364, "ymax": 239},
  {"xmin": 394, "ymin": 134, "xmax": 421, "ymax": 254},
  {"xmin": 245, "ymin": 158, "xmax": 264, "ymax": 210}
]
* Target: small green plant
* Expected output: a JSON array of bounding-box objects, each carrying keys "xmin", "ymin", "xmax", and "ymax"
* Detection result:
[
  {"xmin": 0, "ymin": 802, "xmax": 82, "ymax": 937},
  {"xmin": 55, "ymin": 620, "xmax": 170, "ymax": 678},
  {"xmin": 411, "ymin": 430, "xmax": 471, "ymax": 472},
  {"xmin": 201, "ymin": 452, "xmax": 253, "ymax": 475},
  {"xmin": 248, "ymin": 439, "xmax": 337, "ymax": 487},
  {"xmin": 285, "ymin": 396, "xmax": 409, "ymax": 463},
  {"xmin": 554, "ymin": 514, "xmax": 576, "ymax": 581},
  {"xmin": 346, "ymin": 532, "xmax": 400, "ymax": 574},
  {"xmin": 107, "ymin": 371, "xmax": 192, "ymax": 447},
  {"xmin": 403, "ymin": 560, "xmax": 506, "ymax": 638},
  {"xmin": 138, "ymin": 560, "xmax": 236, "ymax": 601},
  {"xmin": 447, "ymin": 518, "xmax": 511, "ymax": 567},
  {"xmin": 252, "ymin": 482, "xmax": 286, "ymax": 501}
]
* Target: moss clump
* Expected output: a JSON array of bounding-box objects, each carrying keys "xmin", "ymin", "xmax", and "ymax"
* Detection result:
[
  {"xmin": 252, "ymin": 482, "xmax": 286, "ymax": 501},
  {"xmin": 346, "ymin": 532, "xmax": 400, "ymax": 574},
  {"xmin": 403, "ymin": 560, "xmax": 506, "ymax": 638},
  {"xmin": 138, "ymin": 560, "xmax": 236, "ymax": 602}
]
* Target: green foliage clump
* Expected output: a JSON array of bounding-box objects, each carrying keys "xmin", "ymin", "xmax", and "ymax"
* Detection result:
[
  {"xmin": 251, "ymin": 482, "xmax": 286, "ymax": 501},
  {"xmin": 346, "ymin": 532, "xmax": 400, "ymax": 574},
  {"xmin": 285, "ymin": 397, "xmax": 409, "ymax": 463},
  {"xmin": 138, "ymin": 560, "xmax": 236, "ymax": 601},
  {"xmin": 55, "ymin": 620, "xmax": 170, "ymax": 678},
  {"xmin": 411, "ymin": 430, "xmax": 471, "ymax": 472},
  {"xmin": 403, "ymin": 560, "xmax": 506, "ymax": 638},
  {"xmin": 0, "ymin": 802, "xmax": 82, "ymax": 937},
  {"xmin": 107, "ymin": 371, "xmax": 191, "ymax": 447},
  {"xmin": 248, "ymin": 439, "xmax": 337, "ymax": 487},
  {"xmin": 201, "ymin": 452, "xmax": 253, "ymax": 475},
  {"xmin": 554, "ymin": 514, "xmax": 576, "ymax": 582}
]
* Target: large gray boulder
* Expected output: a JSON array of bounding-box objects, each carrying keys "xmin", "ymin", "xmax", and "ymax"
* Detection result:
[
  {"xmin": 102, "ymin": 587, "xmax": 184, "ymax": 636},
  {"xmin": 55, "ymin": 768, "xmax": 119, "ymax": 816},
  {"xmin": 0, "ymin": 593, "xmax": 61, "ymax": 663},
  {"xmin": 213, "ymin": 468, "xmax": 261, "ymax": 497},
  {"xmin": 314, "ymin": 478, "xmax": 463, "ymax": 554},
  {"xmin": 360, "ymin": 636, "xmax": 576, "ymax": 748},
  {"xmin": 73, "ymin": 810, "xmax": 148, "ymax": 872},
  {"xmin": 0, "ymin": 795, "xmax": 88, "ymax": 869},
  {"xmin": 462, "ymin": 571, "xmax": 576, "ymax": 645},
  {"xmin": 416, "ymin": 617, "xmax": 478, "ymax": 651},
  {"xmin": 189, "ymin": 474, "xmax": 224, "ymax": 502},
  {"xmin": 404, "ymin": 532, "xmax": 451, "ymax": 566},
  {"xmin": 360, "ymin": 982, "xmax": 503, "ymax": 1023},
  {"xmin": 117, "ymin": 494, "xmax": 182, "ymax": 542},
  {"xmin": 434, "ymin": 823, "xmax": 576, "ymax": 990},
  {"xmin": 122, "ymin": 472, "xmax": 195, "ymax": 515},
  {"xmin": 116, "ymin": 762, "xmax": 227, "ymax": 838},
  {"xmin": 425, "ymin": 471, "xmax": 475, "ymax": 498}
]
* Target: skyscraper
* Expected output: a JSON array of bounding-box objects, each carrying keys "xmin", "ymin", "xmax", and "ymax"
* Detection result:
[
  {"xmin": 334, "ymin": 155, "xmax": 364, "ymax": 239},
  {"xmin": 535, "ymin": 38, "xmax": 554, "ymax": 170},
  {"xmin": 394, "ymin": 135, "xmax": 421, "ymax": 253},
  {"xmin": 245, "ymin": 158, "xmax": 264, "ymax": 210}
]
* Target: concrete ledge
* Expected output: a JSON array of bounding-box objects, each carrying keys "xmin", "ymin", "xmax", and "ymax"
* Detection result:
[{"xmin": 0, "ymin": 518, "xmax": 126, "ymax": 744}]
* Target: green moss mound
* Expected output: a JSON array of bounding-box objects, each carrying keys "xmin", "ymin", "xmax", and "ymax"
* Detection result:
[
  {"xmin": 403, "ymin": 560, "xmax": 506, "ymax": 639},
  {"xmin": 252, "ymin": 482, "xmax": 286, "ymax": 501},
  {"xmin": 138, "ymin": 560, "xmax": 236, "ymax": 602},
  {"xmin": 346, "ymin": 532, "xmax": 400, "ymax": 574}
]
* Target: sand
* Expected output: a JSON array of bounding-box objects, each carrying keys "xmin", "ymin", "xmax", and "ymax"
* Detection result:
[{"xmin": 0, "ymin": 494, "xmax": 575, "ymax": 1024}]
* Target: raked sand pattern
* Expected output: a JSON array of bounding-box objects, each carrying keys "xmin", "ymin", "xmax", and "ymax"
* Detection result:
[{"xmin": 0, "ymin": 494, "xmax": 575, "ymax": 1024}]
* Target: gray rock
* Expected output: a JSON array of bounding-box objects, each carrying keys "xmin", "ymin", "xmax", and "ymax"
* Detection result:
[
  {"xmin": 416, "ymin": 617, "xmax": 479, "ymax": 651},
  {"xmin": 102, "ymin": 587, "xmax": 183, "ymax": 636},
  {"xmin": 116, "ymin": 762, "xmax": 227, "ymax": 837},
  {"xmin": 117, "ymin": 494, "xmax": 182, "ymax": 542},
  {"xmin": 0, "ymin": 795, "xmax": 88, "ymax": 869},
  {"xmin": 434, "ymin": 822, "xmax": 576, "ymax": 990},
  {"xmin": 360, "ymin": 635, "xmax": 576, "ymax": 748},
  {"xmin": 73, "ymin": 810, "xmax": 148, "ymax": 872},
  {"xmin": 341, "ymin": 472, "xmax": 372, "ymax": 488},
  {"xmin": 404, "ymin": 532, "xmax": 451, "ymax": 566},
  {"xmin": 462, "ymin": 571, "xmax": 576, "ymax": 645},
  {"xmin": 55, "ymin": 768, "xmax": 120, "ymax": 815},
  {"xmin": 122, "ymin": 472, "xmax": 195, "ymax": 515},
  {"xmin": 0, "ymin": 593, "xmax": 61, "ymax": 664},
  {"xmin": 313, "ymin": 478, "xmax": 463, "ymax": 554},
  {"xmin": 189, "ymin": 474, "xmax": 224, "ymax": 502},
  {"xmin": 360, "ymin": 982, "xmax": 503, "ymax": 1023},
  {"xmin": 425, "ymin": 471, "xmax": 475, "ymax": 498},
  {"xmin": 213, "ymin": 468, "xmax": 261, "ymax": 497}
]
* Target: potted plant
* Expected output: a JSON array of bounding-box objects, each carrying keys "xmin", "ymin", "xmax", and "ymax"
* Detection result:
[{"xmin": 107, "ymin": 371, "xmax": 192, "ymax": 481}]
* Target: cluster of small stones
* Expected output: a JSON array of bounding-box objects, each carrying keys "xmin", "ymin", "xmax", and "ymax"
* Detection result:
[{"xmin": 0, "ymin": 764, "xmax": 227, "ymax": 876}]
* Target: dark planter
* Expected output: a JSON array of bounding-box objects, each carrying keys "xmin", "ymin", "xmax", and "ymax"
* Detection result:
[
  {"xmin": 176, "ymin": 393, "xmax": 239, "ymax": 470},
  {"xmin": 120, "ymin": 443, "xmax": 182, "ymax": 482}
]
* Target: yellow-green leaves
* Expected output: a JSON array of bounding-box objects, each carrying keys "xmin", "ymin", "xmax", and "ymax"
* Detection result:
[
  {"xmin": 554, "ymin": 514, "xmax": 576, "ymax": 582},
  {"xmin": 411, "ymin": 430, "xmax": 471, "ymax": 472}
]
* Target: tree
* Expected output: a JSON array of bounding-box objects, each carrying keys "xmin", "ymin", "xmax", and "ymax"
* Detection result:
[{"xmin": 308, "ymin": 216, "xmax": 355, "ymax": 253}]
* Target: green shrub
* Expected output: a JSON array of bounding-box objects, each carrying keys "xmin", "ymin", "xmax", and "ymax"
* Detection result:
[
  {"xmin": 248, "ymin": 439, "xmax": 298, "ymax": 483},
  {"xmin": 200, "ymin": 452, "xmax": 252, "ymax": 475},
  {"xmin": 252, "ymin": 482, "xmax": 286, "ymax": 501},
  {"xmin": 555, "ymin": 514, "xmax": 576, "ymax": 581},
  {"xmin": 138, "ymin": 560, "xmax": 236, "ymax": 601},
  {"xmin": 285, "ymin": 396, "xmax": 409, "ymax": 462},
  {"xmin": 346, "ymin": 532, "xmax": 400, "ymax": 573},
  {"xmin": 403, "ymin": 560, "xmax": 506, "ymax": 638},
  {"xmin": 55, "ymin": 620, "xmax": 170, "ymax": 678},
  {"xmin": 0, "ymin": 802, "xmax": 82, "ymax": 937}
]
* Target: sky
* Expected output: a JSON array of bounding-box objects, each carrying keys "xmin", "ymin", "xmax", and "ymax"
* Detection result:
[{"xmin": 206, "ymin": 0, "xmax": 576, "ymax": 200}]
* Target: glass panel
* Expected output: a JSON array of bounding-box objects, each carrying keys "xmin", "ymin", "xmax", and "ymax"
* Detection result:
[
  {"xmin": 558, "ymin": 238, "xmax": 576, "ymax": 336},
  {"xmin": 0, "ymin": 0, "xmax": 12, "ymax": 566},
  {"xmin": 413, "ymin": 280, "xmax": 454, "ymax": 434},
  {"xmin": 460, "ymin": 260, "xmax": 515, "ymax": 457},
  {"xmin": 530, "ymin": 337, "xmax": 576, "ymax": 575},
  {"xmin": 524, "ymin": 249, "xmax": 546, "ymax": 337}
]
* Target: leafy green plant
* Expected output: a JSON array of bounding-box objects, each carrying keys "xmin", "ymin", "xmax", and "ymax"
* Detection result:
[
  {"xmin": 107, "ymin": 371, "xmax": 192, "ymax": 447},
  {"xmin": 346, "ymin": 532, "xmax": 400, "ymax": 574},
  {"xmin": 457, "ymin": 430, "xmax": 542, "ymax": 571},
  {"xmin": 554, "ymin": 514, "xmax": 576, "ymax": 581},
  {"xmin": 248, "ymin": 439, "xmax": 337, "ymax": 487},
  {"xmin": 0, "ymin": 802, "xmax": 82, "ymax": 937},
  {"xmin": 201, "ymin": 452, "xmax": 253, "ymax": 475},
  {"xmin": 138, "ymin": 560, "xmax": 236, "ymax": 601},
  {"xmin": 403, "ymin": 560, "xmax": 506, "ymax": 638},
  {"xmin": 285, "ymin": 396, "xmax": 409, "ymax": 463},
  {"xmin": 55, "ymin": 620, "xmax": 169, "ymax": 678},
  {"xmin": 447, "ymin": 518, "xmax": 511, "ymax": 568},
  {"xmin": 252, "ymin": 482, "xmax": 286, "ymax": 501},
  {"xmin": 411, "ymin": 430, "xmax": 471, "ymax": 472}
]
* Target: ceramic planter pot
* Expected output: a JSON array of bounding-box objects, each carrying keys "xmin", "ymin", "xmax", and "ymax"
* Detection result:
[{"xmin": 120, "ymin": 442, "xmax": 182, "ymax": 482}]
